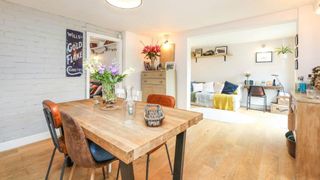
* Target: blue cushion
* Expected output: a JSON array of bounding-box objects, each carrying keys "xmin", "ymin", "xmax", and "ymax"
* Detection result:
[
  {"xmin": 221, "ymin": 81, "xmax": 239, "ymax": 94},
  {"xmin": 88, "ymin": 140, "xmax": 115, "ymax": 163}
]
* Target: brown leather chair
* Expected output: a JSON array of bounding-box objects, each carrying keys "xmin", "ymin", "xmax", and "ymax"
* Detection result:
[
  {"xmin": 145, "ymin": 94, "xmax": 175, "ymax": 180},
  {"xmin": 61, "ymin": 112, "xmax": 119, "ymax": 180},
  {"xmin": 247, "ymin": 86, "xmax": 267, "ymax": 112},
  {"xmin": 43, "ymin": 100, "xmax": 71, "ymax": 180}
]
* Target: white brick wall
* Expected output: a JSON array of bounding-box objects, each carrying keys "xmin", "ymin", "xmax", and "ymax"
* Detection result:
[{"xmin": 0, "ymin": 1, "xmax": 120, "ymax": 142}]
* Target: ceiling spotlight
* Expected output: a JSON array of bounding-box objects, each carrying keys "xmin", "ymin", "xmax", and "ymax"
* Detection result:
[{"xmin": 106, "ymin": 0, "xmax": 142, "ymax": 9}]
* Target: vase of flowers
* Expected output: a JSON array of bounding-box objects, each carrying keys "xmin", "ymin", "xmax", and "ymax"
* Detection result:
[
  {"xmin": 85, "ymin": 60, "xmax": 134, "ymax": 107},
  {"xmin": 141, "ymin": 44, "xmax": 161, "ymax": 70}
]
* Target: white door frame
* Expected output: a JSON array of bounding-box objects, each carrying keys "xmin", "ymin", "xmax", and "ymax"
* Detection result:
[{"xmin": 85, "ymin": 32, "xmax": 123, "ymax": 99}]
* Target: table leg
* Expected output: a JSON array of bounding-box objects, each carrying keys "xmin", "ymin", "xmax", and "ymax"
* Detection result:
[
  {"xmin": 119, "ymin": 161, "xmax": 134, "ymax": 180},
  {"xmin": 173, "ymin": 131, "xmax": 186, "ymax": 180}
]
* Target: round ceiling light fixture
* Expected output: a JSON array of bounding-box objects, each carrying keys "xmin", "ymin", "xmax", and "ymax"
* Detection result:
[{"xmin": 106, "ymin": 0, "xmax": 142, "ymax": 9}]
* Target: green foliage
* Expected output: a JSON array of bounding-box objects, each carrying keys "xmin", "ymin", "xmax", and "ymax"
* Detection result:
[
  {"xmin": 275, "ymin": 46, "xmax": 293, "ymax": 55},
  {"xmin": 91, "ymin": 71, "xmax": 126, "ymax": 85}
]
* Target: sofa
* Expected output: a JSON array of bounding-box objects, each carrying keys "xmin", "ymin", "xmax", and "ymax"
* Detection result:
[{"xmin": 191, "ymin": 81, "xmax": 242, "ymax": 111}]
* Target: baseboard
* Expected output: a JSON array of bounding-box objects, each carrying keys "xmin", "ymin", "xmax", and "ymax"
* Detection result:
[{"xmin": 0, "ymin": 131, "xmax": 50, "ymax": 152}]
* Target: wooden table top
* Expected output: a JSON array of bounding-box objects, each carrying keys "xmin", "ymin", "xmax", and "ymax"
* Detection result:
[
  {"xmin": 243, "ymin": 85, "xmax": 283, "ymax": 90},
  {"xmin": 58, "ymin": 99, "xmax": 203, "ymax": 164}
]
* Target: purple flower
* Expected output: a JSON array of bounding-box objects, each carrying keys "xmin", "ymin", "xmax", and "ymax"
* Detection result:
[
  {"xmin": 98, "ymin": 65, "xmax": 106, "ymax": 75},
  {"xmin": 108, "ymin": 64, "xmax": 119, "ymax": 76}
]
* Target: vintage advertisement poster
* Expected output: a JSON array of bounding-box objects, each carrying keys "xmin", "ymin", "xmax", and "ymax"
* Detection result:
[{"xmin": 66, "ymin": 29, "xmax": 83, "ymax": 77}]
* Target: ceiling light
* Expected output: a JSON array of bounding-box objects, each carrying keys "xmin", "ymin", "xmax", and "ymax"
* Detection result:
[{"xmin": 106, "ymin": 0, "xmax": 142, "ymax": 9}]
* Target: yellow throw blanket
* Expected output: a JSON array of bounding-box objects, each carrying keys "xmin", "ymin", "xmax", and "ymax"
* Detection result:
[{"xmin": 213, "ymin": 94, "xmax": 234, "ymax": 111}]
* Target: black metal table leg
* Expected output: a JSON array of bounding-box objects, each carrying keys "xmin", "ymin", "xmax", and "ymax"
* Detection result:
[
  {"xmin": 173, "ymin": 131, "xmax": 186, "ymax": 180},
  {"xmin": 119, "ymin": 161, "xmax": 134, "ymax": 180}
]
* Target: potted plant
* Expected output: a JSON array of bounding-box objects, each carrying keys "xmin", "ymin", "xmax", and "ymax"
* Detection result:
[
  {"xmin": 85, "ymin": 60, "xmax": 134, "ymax": 107},
  {"xmin": 141, "ymin": 43, "xmax": 161, "ymax": 70},
  {"xmin": 275, "ymin": 45, "xmax": 293, "ymax": 59}
]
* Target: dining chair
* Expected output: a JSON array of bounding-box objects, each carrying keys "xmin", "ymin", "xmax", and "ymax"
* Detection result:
[
  {"xmin": 247, "ymin": 86, "xmax": 267, "ymax": 112},
  {"xmin": 60, "ymin": 111, "xmax": 119, "ymax": 180},
  {"xmin": 145, "ymin": 94, "xmax": 175, "ymax": 180},
  {"xmin": 42, "ymin": 100, "xmax": 72, "ymax": 180}
]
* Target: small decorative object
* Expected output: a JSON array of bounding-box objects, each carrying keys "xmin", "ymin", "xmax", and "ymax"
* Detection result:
[
  {"xmin": 123, "ymin": 86, "xmax": 136, "ymax": 121},
  {"xmin": 144, "ymin": 61, "xmax": 151, "ymax": 71},
  {"xmin": 141, "ymin": 42, "xmax": 161, "ymax": 70},
  {"xmin": 85, "ymin": 60, "xmax": 134, "ymax": 108},
  {"xmin": 244, "ymin": 72, "xmax": 251, "ymax": 85},
  {"xmin": 194, "ymin": 48, "xmax": 203, "ymax": 57},
  {"xmin": 165, "ymin": 62, "xmax": 176, "ymax": 70},
  {"xmin": 311, "ymin": 66, "xmax": 320, "ymax": 90},
  {"xmin": 144, "ymin": 104, "xmax": 165, "ymax": 127},
  {"xmin": 203, "ymin": 50, "xmax": 215, "ymax": 56},
  {"xmin": 256, "ymin": 51, "xmax": 273, "ymax": 63},
  {"xmin": 275, "ymin": 45, "xmax": 293, "ymax": 59},
  {"xmin": 215, "ymin": 46, "xmax": 228, "ymax": 55}
]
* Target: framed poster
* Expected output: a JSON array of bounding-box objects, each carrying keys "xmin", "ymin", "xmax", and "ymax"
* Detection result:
[
  {"xmin": 66, "ymin": 29, "xmax": 83, "ymax": 77},
  {"xmin": 256, "ymin": 51, "xmax": 273, "ymax": 63}
]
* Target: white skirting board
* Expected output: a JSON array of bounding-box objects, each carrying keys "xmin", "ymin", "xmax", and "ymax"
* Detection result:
[{"xmin": 0, "ymin": 132, "xmax": 50, "ymax": 152}]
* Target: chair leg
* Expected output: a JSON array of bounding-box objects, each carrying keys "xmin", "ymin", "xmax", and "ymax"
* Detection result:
[
  {"xmin": 60, "ymin": 156, "xmax": 68, "ymax": 180},
  {"xmin": 45, "ymin": 147, "xmax": 57, "ymax": 180},
  {"xmin": 102, "ymin": 167, "xmax": 106, "ymax": 179},
  {"xmin": 68, "ymin": 163, "xmax": 76, "ymax": 180},
  {"xmin": 265, "ymin": 97, "xmax": 267, "ymax": 112},
  {"xmin": 164, "ymin": 144, "xmax": 173, "ymax": 175},
  {"xmin": 90, "ymin": 168, "xmax": 95, "ymax": 180},
  {"xmin": 146, "ymin": 154, "xmax": 150, "ymax": 180},
  {"xmin": 116, "ymin": 162, "xmax": 120, "ymax": 180}
]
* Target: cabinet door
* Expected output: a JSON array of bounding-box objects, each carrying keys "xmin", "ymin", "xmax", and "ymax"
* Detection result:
[{"xmin": 142, "ymin": 85, "xmax": 166, "ymax": 102}]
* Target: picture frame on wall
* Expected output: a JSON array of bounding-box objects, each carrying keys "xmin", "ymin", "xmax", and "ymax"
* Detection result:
[
  {"xmin": 165, "ymin": 62, "xmax": 176, "ymax": 70},
  {"xmin": 256, "ymin": 51, "xmax": 273, "ymax": 63},
  {"xmin": 215, "ymin": 46, "xmax": 228, "ymax": 55}
]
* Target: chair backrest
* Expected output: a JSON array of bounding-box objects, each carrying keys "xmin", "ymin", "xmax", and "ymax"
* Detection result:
[
  {"xmin": 248, "ymin": 86, "xmax": 266, "ymax": 97},
  {"xmin": 60, "ymin": 112, "xmax": 97, "ymax": 168},
  {"xmin": 42, "ymin": 100, "xmax": 63, "ymax": 152},
  {"xmin": 147, "ymin": 94, "xmax": 175, "ymax": 108}
]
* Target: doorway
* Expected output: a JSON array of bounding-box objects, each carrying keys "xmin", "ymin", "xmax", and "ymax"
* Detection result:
[{"xmin": 85, "ymin": 32, "xmax": 122, "ymax": 99}]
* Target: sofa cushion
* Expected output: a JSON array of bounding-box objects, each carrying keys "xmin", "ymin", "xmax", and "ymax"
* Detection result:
[
  {"xmin": 203, "ymin": 82, "xmax": 214, "ymax": 93},
  {"xmin": 214, "ymin": 82, "xmax": 224, "ymax": 93},
  {"xmin": 192, "ymin": 83, "xmax": 204, "ymax": 92},
  {"xmin": 222, "ymin": 81, "xmax": 239, "ymax": 94}
]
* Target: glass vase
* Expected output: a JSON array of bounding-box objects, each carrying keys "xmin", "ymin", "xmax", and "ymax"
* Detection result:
[
  {"xmin": 123, "ymin": 86, "xmax": 136, "ymax": 121},
  {"xmin": 101, "ymin": 82, "xmax": 117, "ymax": 105},
  {"xmin": 150, "ymin": 56, "xmax": 157, "ymax": 70}
]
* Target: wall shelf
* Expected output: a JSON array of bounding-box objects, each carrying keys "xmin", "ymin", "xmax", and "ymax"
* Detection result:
[{"xmin": 192, "ymin": 54, "xmax": 232, "ymax": 63}]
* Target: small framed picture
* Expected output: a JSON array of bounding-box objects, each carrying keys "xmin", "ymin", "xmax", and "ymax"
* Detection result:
[
  {"xmin": 194, "ymin": 48, "xmax": 203, "ymax": 57},
  {"xmin": 215, "ymin": 46, "xmax": 228, "ymax": 55},
  {"xmin": 165, "ymin": 62, "xmax": 176, "ymax": 70},
  {"xmin": 256, "ymin": 51, "xmax": 273, "ymax": 63}
]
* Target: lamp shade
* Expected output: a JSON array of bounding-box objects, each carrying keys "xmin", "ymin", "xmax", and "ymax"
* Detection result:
[{"xmin": 106, "ymin": 0, "xmax": 142, "ymax": 9}]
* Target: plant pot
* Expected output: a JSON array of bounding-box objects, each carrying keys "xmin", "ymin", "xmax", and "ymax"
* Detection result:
[{"xmin": 280, "ymin": 54, "xmax": 288, "ymax": 60}]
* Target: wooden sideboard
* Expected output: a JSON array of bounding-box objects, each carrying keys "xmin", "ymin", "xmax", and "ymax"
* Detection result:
[
  {"xmin": 141, "ymin": 70, "xmax": 176, "ymax": 102},
  {"xmin": 288, "ymin": 92, "xmax": 320, "ymax": 179}
]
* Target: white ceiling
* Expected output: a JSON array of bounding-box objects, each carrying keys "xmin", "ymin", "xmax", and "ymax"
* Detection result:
[
  {"xmin": 190, "ymin": 22, "xmax": 297, "ymax": 47},
  {"xmin": 6, "ymin": 0, "xmax": 312, "ymax": 35}
]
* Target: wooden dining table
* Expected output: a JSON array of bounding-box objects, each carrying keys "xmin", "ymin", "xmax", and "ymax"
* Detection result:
[{"xmin": 58, "ymin": 99, "xmax": 203, "ymax": 180}]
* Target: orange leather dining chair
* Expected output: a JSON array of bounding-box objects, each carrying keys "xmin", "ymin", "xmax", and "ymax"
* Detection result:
[
  {"xmin": 42, "ymin": 100, "xmax": 72, "ymax": 180},
  {"xmin": 145, "ymin": 94, "xmax": 175, "ymax": 180},
  {"xmin": 60, "ymin": 112, "xmax": 119, "ymax": 180}
]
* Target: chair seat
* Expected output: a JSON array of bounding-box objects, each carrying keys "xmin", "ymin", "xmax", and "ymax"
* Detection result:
[{"xmin": 88, "ymin": 140, "xmax": 115, "ymax": 163}]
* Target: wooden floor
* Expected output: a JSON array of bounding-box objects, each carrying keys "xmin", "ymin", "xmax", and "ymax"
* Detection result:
[{"xmin": 0, "ymin": 109, "xmax": 295, "ymax": 180}]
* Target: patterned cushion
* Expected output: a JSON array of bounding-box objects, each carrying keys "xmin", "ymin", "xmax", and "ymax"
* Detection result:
[{"xmin": 221, "ymin": 81, "xmax": 239, "ymax": 94}]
